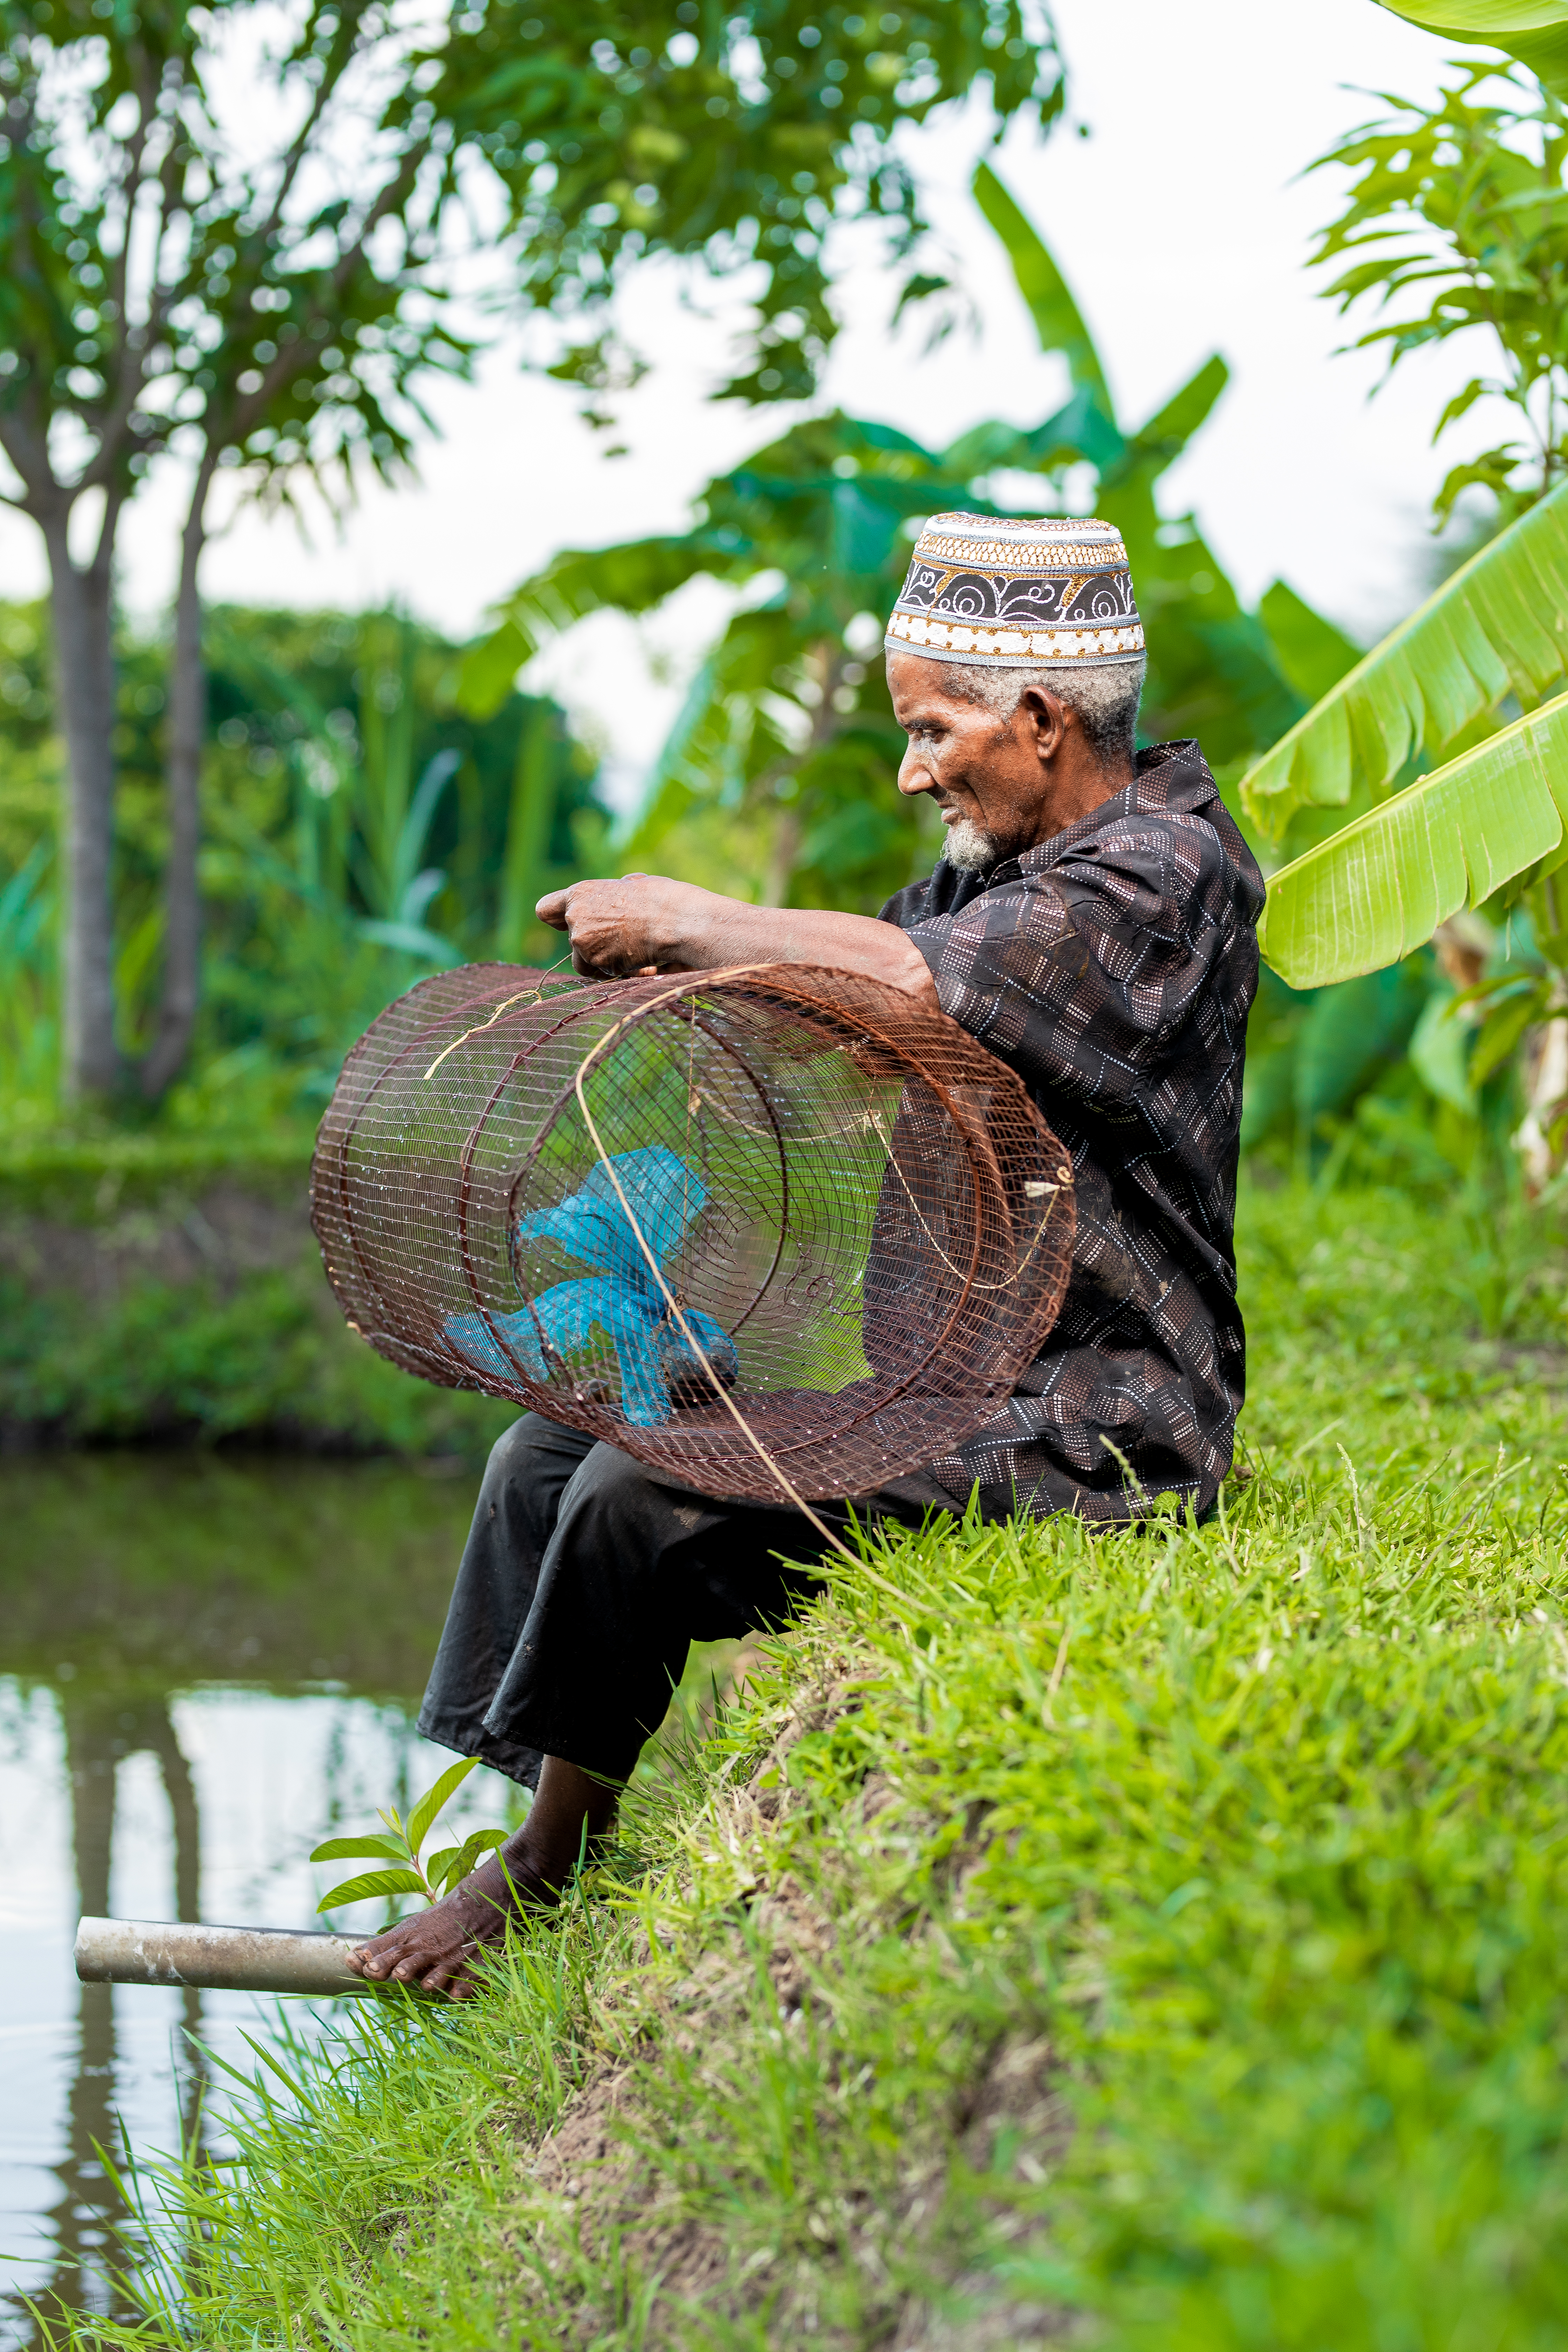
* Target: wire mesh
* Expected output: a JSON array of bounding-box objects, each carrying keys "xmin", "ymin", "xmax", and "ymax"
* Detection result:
[{"xmin": 310, "ymin": 961, "xmax": 1076, "ymax": 1502}]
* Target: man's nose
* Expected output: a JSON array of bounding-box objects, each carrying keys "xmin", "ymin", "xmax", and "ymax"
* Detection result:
[{"xmin": 896, "ymin": 744, "xmax": 934, "ymax": 799}]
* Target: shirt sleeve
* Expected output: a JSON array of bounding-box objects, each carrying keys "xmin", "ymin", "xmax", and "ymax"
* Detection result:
[{"xmin": 900, "ymin": 814, "xmax": 1244, "ymax": 1127}]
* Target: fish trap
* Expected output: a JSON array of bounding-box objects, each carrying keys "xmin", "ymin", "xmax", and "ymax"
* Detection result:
[{"xmin": 311, "ymin": 962, "xmax": 1075, "ymax": 1503}]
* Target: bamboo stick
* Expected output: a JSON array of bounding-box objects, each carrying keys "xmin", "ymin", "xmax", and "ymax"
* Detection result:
[{"xmin": 75, "ymin": 1916, "xmax": 365, "ymax": 1995}]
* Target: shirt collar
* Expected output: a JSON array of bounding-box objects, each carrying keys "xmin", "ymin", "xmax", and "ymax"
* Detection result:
[{"xmin": 955, "ymin": 739, "xmax": 1223, "ymax": 890}]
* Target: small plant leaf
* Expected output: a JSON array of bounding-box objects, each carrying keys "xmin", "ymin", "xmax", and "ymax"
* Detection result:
[
  {"xmin": 316, "ymin": 1868, "xmax": 424, "ymax": 1914},
  {"xmin": 427, "ymin": 1827, "xmax": 508, "ymax": 1892},
  {"xmin": 406, "ymin": 1755, "xmax": 480, "ymax": 1859},
  {"xmin": 308, "ymin": 1834, "xmax": 408, "ymax": 1865},
  {"xmin": 424, "ymin": 1844, "xmax": 463, "ymax": 1893}
]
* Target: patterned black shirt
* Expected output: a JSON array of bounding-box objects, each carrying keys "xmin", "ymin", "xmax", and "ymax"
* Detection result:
[{"xmin": 878, "ymin": 738, "xmax": 1265, "ymax": 1522}]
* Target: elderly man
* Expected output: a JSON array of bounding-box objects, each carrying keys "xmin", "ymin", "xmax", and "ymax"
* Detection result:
[{"xmin": 350, "ymin": 513, "xmax": 1265, "ymax": 1996}]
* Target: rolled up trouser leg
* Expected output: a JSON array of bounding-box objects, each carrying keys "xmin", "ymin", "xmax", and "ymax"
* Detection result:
[
  {"xmin": 421, "ymin": 1416, "xmax": 961, "ymax": 1787},
  {"xmin": 418, "ymin": 1413, "xmax": 598, "ymax": 1787}
]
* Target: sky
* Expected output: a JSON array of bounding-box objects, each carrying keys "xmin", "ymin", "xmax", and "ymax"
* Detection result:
[{"xmin": 0, "ymin": 0, "xmax": 1500, "ymax": 811}]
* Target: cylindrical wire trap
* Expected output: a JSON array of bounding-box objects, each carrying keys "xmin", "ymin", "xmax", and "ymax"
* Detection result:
[{"xmin": 311, "ymin": 962, "xmax": 1075, "ymax": 1503}]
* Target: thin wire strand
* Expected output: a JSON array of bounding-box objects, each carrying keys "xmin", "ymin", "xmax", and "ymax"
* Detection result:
[
  {"xmin": 570, "ymin": 972, "xmax": 862, "ymax": 1566},
  {"xmin": 869, "ymin": 1113, "xmax": 1071, "ymax": 1290},
  {"xmin": 419, "ymin": 953, "xmax": 577, "ymax": 1083}
]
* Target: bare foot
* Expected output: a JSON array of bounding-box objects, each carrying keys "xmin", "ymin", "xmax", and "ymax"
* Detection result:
[
  {"xmin": 346, "ymin": 1842, "xmax": 549, "ymax": 2000},
  {"xmin": 345, "ymin": 1754, "xmax": 620, "ymax": 2000}
]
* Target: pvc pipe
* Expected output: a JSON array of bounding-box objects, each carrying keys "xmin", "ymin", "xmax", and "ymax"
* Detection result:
[{"xmin": 75, "ymin": 1916, "xmax": 365, "ymax": 1996}]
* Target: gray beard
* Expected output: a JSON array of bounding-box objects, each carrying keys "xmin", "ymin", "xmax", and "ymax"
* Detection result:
[{"xmin": 944, "ymin": 817, "xmax": 1005, "ymax": 874}]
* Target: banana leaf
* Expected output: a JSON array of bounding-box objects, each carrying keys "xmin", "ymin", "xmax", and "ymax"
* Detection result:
[
  {"xmin": 1258, "ymin": 582, "xmax": 1364, "ymax": 705},
  {"xmin": 1377, "ymin": 1, "xmax": 1568, "ymax": 98},
  {"xmin": 972, "ymin": 161, "xmax": 1112, "ymax": 408},
  {"xmin": 457, "ymin": 537, "xmax": 747, "ymax": 719},
  {"xmin": 1242, "ymin": 476, "xmax": 1568, "ymax": 839},
  {"xmin": 1258, "ymin": 687, "xmax": 1568, "ymax": 986}
]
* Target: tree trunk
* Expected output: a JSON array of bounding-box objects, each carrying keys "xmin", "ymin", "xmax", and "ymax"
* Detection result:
[
  {"xmin": 44, "ymin": 515, "xmax": 120, "ymax": 1100},
  {"xmin": 141, "ymin": 464, "xmax": 215, "ymax": 1098}
]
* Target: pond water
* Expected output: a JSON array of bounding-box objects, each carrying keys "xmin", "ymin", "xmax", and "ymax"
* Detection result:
[{"xmin": 0, "ymin": 1451, "xmax": 527, "ymax": 2347}]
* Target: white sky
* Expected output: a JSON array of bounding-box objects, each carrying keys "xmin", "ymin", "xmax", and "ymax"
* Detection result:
[{"xmin": 0, "ymin": 0, "xmax": 1500, "ymax": 811}]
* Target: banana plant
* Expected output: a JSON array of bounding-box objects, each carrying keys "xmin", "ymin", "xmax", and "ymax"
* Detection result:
[
  {"xmin": 460, "ymin": 167, "xmax": 1351, "ymax": 912},
  {"xmin": 969, "ymin": 166, "xmax": 1334, "ymax": 764},
  {"xmin": 1233, "ymin": 34, "xmax": 1568, "ymax": 1178},
  {"xmin": 461, "ymin": 413, "xmax": 972, "ymax": 911},
  {"xmin": 1376, "ymin": 1, "xmax": 1568, "ymax": 98},
  {"xmin": 310, "ymin": 1755, "xmax": 507, "ymax": 1915},
  {"xmin": 1239, "ymin": 463, "xmax": 1568, "ymax": 1169},
  {"xmin": 1242, "ymin": 363, "xmax": 1568, "ymax": 996}
]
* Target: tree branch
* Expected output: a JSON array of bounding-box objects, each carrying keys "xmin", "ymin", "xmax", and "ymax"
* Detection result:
[
  {"xmin": 251, "ymin": 31, "xmax": 357, "ymax": 256},
  {"xmin": 90, "ymin": 479, "xmax": 126, "ymax": 582}
]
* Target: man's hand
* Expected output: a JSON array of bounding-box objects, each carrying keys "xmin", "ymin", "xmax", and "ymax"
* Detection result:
[
  {"xmin": 535, "ymin": 874, "xmax": 695, "ymax": 978},
  {"xmin": 536, "ymin": 872, "xmax": 939, "ymax": 1008}
]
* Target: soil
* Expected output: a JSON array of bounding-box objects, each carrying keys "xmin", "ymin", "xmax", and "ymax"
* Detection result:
[{"xmin": 489, "ymin": 1669, "xmax": 1075, "ymax": 2348}]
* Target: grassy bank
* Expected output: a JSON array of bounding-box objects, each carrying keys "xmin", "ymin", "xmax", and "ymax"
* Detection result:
[
  {"xmin": 49, "ymin": 1179, "xmax": 1568, "ymax": 2351},
  {"xmin": 0, "ymin": 1146, "xmax": 511, "ymax": 1455}
]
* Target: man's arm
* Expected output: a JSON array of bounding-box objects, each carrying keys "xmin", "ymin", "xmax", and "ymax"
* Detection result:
[{"xmin": 536, "ymin": 875, "xmax": 939, "ymax": 1010}]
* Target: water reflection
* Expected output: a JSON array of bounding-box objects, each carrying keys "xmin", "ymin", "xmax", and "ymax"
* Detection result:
[
  {"xmin": 58, "ymin": 1690, "xmax": 203, "ymax": 2323},
  {"xmin": 0, "ymin": 1451, "xmax": 509, "ymax": 2348}
]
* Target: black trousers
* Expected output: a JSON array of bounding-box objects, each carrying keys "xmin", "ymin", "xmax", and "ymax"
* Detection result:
[{"xmin": 417, "ymin": 1413, "xmax": 960, "ymax": 1787}]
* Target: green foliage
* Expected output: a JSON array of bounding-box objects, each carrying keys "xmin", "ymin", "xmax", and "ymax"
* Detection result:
[
  {"xmin": 1238, "ymin": 460, "xmax": 1568, "ymax": 1021},
  {"xmin": 1238, "ymin": 943, "xmax": 1540, "ymax": 1189},
  {"xmin": 1376, "ymin": 0, "xmax": 1568, "ymax": 103},
  {"xmin": 1244, "ymin": 960, "xmax": 1436, "ymax": 1150},
  {"xmin": 1256, "ymin": 580, "xmax": 1365, "ymax": 705},
  {"xmin": 44, "ymin": 1183, "xmax": 1568, "ymax": 2350},
  {"xmin": 1311, "ymin": 63, "xmax": 1568, "ymax": 524},
  {"xmin": 1259, "ymin": 686, "xmax": 1568, "ymax": 986},
  {"xmin": 966, "ymin": 163, "xmax": 1314, "ymax": 765},
  {"xmin": 2, "ymin": 0, "xmax": 1066, "ymax": 1105},
  {"xmin": 0, "ymin": 0, "xmax": 481, "ymax": 549},
  {"xmin": 201, "ymin": 605, "xmax": 604, "ymax": 967},
  {"xmin": 433, "ymin": 2, "xmax": 1066, "ymax": 409},
  {"xmin": 467, "ymin": 412, "xmax": 953, "ymax": 912},
  {"xmin": 1242, "ymin": 53, "xmax": 1568, "ymax": 1068},
  {"xmin": 1242, "ymin": 476, "xmax": 1568, "ymax": 844},
  {"xmin": 311, "ymin": 1755, "xmax": 505, "ymax": 1914},
  {"xmin": 0, "ymin": 601, "xmax": 607, "ymax": 1134},
  {"xmin": 0, "ymin": 2, "xmax": 1058, "ymax": 506},
  {"xmin": 0, "ymin": 1245, "xmax": 513, "ymax": 1455},
  {"xmin": 465, "ymin": 167, "xmax": 1352, "ymax": 915}
]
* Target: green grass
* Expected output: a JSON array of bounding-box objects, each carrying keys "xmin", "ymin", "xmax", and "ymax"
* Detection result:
[
  {"xmin": 0, "ymin": 1252, "xmax": 514, "ymax": 1453},
  {"xmin": 0, "ymin": 1150, "xmax": 513, "ymax": 1454},
  {"xmin": 39, "ymin": 1176, "xmax": 1568, "ymax": 2351}
]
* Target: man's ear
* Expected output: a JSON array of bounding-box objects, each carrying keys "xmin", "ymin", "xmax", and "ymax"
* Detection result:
[{"xmin": 1019, "ymin": 686, "xmax": 1068, "ymax": 765}]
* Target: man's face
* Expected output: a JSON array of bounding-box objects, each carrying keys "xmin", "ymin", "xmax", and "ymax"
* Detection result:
[{"xmin": 886, "ymin": 652, "xmax": 1067, "ymax": 868}]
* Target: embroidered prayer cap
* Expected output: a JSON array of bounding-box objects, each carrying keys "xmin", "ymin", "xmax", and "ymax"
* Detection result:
[{"xmin": 884, "ymin": 511, "xmax": 1144, "ymax": 670}]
